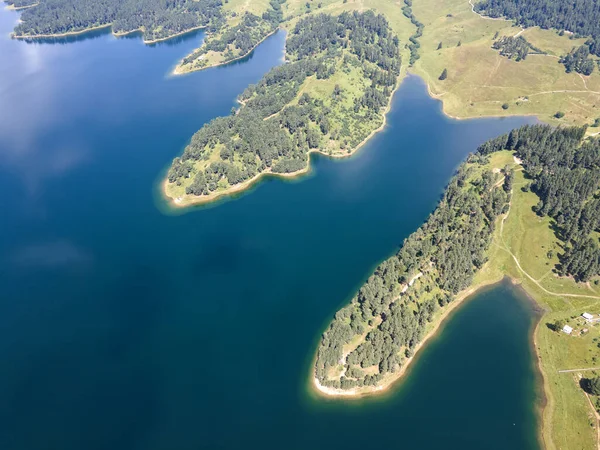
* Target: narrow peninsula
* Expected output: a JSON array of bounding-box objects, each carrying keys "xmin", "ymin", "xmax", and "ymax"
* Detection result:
[{"xmin": 314, "ymin": 124, "xmax": 600, "ymax": 396}]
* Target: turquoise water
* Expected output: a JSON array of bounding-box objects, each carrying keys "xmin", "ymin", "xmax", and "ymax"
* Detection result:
[{"xmin": 0, "ymin": 7, "xmax": 540, "ymax": 449}]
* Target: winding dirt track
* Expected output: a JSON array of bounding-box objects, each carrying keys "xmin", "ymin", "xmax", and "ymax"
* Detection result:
[{"xmin": 497, "ymin": 189, "xmax": 600, "ymax": 301}]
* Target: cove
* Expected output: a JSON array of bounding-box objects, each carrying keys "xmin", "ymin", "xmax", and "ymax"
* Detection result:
[{"xmin": 0, "ymin": 5, "xmax": 539, "ymax": 450}]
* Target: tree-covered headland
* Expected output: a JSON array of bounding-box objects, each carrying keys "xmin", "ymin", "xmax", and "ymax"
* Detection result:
[
  {"xmin": 315, "ymin": 124, "xmax": 600, "ymax": 393},
  {"xmin": 165, "ymin": 12, "xmax": 401, "ymax": 202}
]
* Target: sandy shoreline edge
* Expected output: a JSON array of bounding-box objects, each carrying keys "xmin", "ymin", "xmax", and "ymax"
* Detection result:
[{"xmin": 311, "ymin": 276, "xmax": 503, "ymax": 398}]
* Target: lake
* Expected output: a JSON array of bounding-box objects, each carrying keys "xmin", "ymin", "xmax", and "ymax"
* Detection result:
[{"xmin": 0, "ymin": 6, "xmax": 540, "ymax": 450}]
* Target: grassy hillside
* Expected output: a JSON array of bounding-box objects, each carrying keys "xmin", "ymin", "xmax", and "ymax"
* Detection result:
[{"xmin": 411, "ymin": 0, "xmax": 600, "ymax": 126}]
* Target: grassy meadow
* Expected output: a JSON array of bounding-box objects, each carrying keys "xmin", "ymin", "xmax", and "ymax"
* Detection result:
[{"xmin": 411, "ymin": 0, "xmax": 600, "ymax": 126}]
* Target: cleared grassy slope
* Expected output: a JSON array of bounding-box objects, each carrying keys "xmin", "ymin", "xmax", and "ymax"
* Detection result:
[{"xmin": 411, "ymin": 0, "xmax": 600, "ymax": 126}]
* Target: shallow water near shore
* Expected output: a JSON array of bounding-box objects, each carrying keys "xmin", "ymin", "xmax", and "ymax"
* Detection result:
[{"xmin": 0, "ymin": 6, "xmax": 539, "ymax": 450}]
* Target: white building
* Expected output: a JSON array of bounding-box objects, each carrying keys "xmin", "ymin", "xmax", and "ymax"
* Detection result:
[
  {"xmin": 583, "ymin": 312, "xmax": 594, "ymax": 322},
  {"xmin": 562, "ymin": 325, "xmax": 573, "ymax": 335}
]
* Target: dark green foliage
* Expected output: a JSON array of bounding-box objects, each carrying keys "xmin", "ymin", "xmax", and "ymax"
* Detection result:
[
  {"xmin": 555, "ymin": 111, "xmax": 565, "ymax": 118},
  {"xmin": 560, "ymin": 45, "xmax": 595, "ymax": 75},
  {"xmin": 551, "ymin": 319, "xmax": 566, "ymax": 331},
  {"xmin": 168, "ymin": 12, "xmax": 401, "ymax": 197},
  {"xmin": 315, "ymin": 156, "xmax": 510, "ymax": 386},
  {"xmin": 585, "ymin": 377, "xmax": 600, "ymax": 395},
  {"xmin": 492, "ymin": 35, "xmax": 542, "ymax": 61},
  {"xmin": 439, "ymin": 68, "xmax": 448, "ymax": 80},
  {"xmin": 475, "ymin": 0, "xmax": 600, "ymax": 57},
  {"xmin": 402, "ymin": 0, "xmax": 424, "ymax": 65},
  {"xmin": 12, "ymin": 0, "xmax": 223, "ymax": 41},
  {"xmin": 503, "ymin": 165, "xmax": 514, "ymax": 192},
  {"xmin": 502, "ymin": 103, "xmax": 509, "ymax": 110},
  {"xmin": 593, "ymin": 118, "xmax": 600, "ymax": 127}
]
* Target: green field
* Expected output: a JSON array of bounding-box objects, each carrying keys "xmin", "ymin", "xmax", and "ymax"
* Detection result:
[{"xmin": 411, "ymin": 0, "xmax": 600, "ymax": 126}]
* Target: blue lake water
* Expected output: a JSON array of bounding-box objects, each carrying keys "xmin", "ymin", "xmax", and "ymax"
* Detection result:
[{"xmin": 0, "ymin": 6, "xmax": 540, "ymax": 449}]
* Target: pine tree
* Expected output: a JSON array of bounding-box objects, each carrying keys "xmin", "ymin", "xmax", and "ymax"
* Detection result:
[{"xmin": 439, "ymin": 68, "xmax": 448, "ymax": 80}]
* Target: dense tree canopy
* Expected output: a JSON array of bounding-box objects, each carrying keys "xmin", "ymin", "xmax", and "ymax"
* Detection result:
[
  {"xmin": 167, "ymin": 12, "xmax": 401, "ymax": 198},
  {"xmin": 475, "ymin": 0, "xmax": 600, "ymax": 56},
  {"xmin": 559, "ymin": 45, "xmax": 595, "ymax": 75},
  {"xmin": 9, "ymin": 0, "xmax": 223, "ymax": 41}
]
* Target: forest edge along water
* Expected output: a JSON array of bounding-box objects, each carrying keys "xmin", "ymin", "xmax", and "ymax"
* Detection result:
[
  {"xmin": 0, "ymin": 4, "xmax": 543, "ymax": 450},
  {"xmin": 311, "ymin": 277, "xmax": 509, "ymax": 398},
  {"xmin": 306, "ymin": 278, "xmax": 543, "ymax": 450}
]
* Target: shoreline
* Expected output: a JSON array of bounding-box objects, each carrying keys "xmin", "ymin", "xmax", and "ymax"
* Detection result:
[
  {"xmin": 10, "ymin": 22, "xmax": 204, "ymax": 43},
  {"xmin": 419, "ymin": 72, "xmax": 543, "ymax": 123},
  {"xmin": 11, "ymin": 23, "xmax": 112, "ymax": 39},
  {"xmin": 141, "ymin": 25, "xmax": 206, "ymax": 45},
  {"xmin": 532, "ymin": 310, "xmax": 552, "ymax": 450},
  {"xmin": 172, "ymin": 27, "xmax": 280, "ymax": 76},
  {"xmin": 503, "ymin": 277, "xmax": 551, "ymax": 450},
  {"xmin": 5, "ymin": 2, "xmax": 37, "ymax": 10},
  {"xmin": 162, "ymin": 68, "xmax": 408, "ymax": 209},
  {"xmin": 310, "ymin": 276, "xmax": 503, "ymax": 398}
]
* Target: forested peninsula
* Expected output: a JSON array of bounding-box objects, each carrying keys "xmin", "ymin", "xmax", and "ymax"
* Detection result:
[
  {"xmin": 164, "ymin": 12, "xmax": 401, "ymax": 205},
  {"xmin": 314, "ymin": 124, "xmax": 600, "ymax": 396}
]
